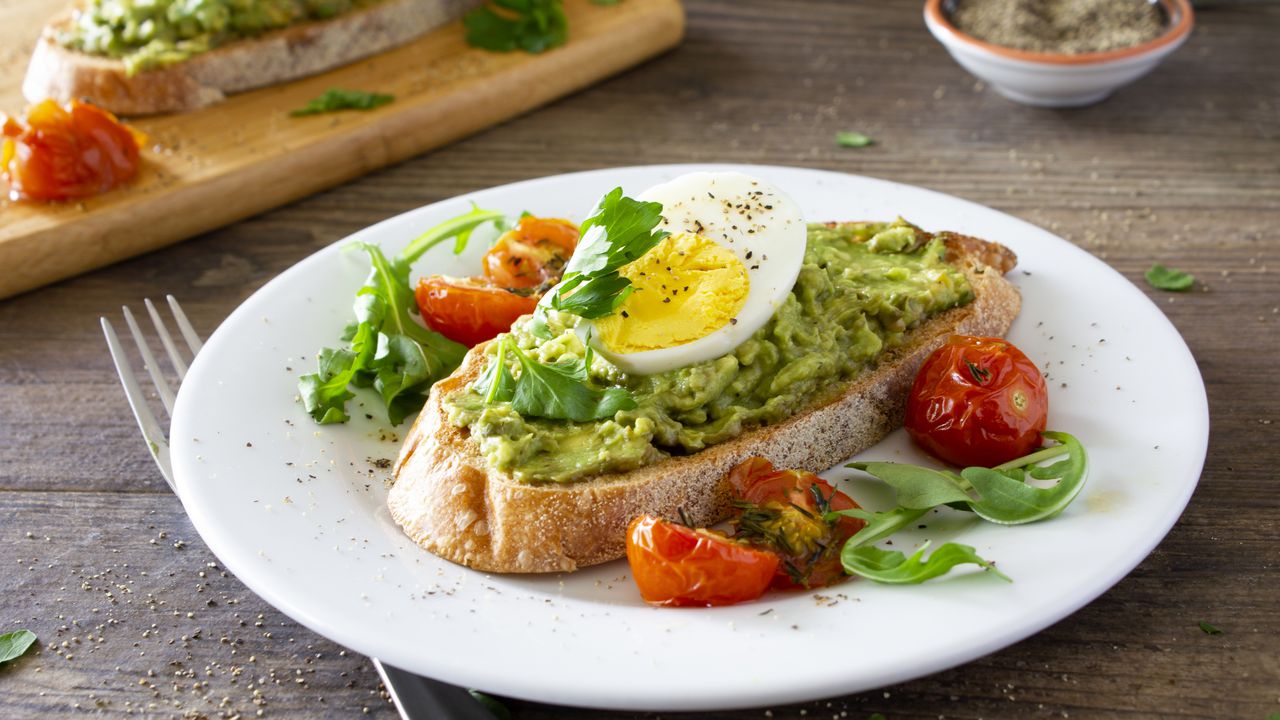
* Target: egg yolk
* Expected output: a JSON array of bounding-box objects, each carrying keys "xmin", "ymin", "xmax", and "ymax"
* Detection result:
[{"xmin": 594, "ymin": 232, "xmax": 749, "ymax": 354}]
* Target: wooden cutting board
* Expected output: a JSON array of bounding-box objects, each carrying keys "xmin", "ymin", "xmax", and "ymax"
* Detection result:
[{"xmin": 0, "ymin": 0, "xmax": 684, "ymax": 299}]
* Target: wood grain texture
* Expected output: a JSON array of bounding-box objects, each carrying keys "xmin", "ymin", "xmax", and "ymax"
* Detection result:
[
  {"xmin": 0, "ymin": 0, "xmax": 684, "ymax": 299},
  {"xmin": 2, "ymin": 0, "xmax": 1278, "ymax": 718}
]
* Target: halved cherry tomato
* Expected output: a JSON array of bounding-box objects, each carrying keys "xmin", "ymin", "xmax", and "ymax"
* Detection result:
[
  {"xmin": 727, "ymin": 458, "xmax": 865, "ymax": 590},
  {"xmin": 626, "ymin": 514, "xmax": 779, "ymax": 607},
  {"xmin": 481, "ymin": 216, "xmax": 579, "ymax": 289},
  {"xmin": 904, "ymin": 335, "xmax": 1049, "ymax": 468},
  {"xmin": 1, "ymin": 99, "xmax": 144, "ymax": 202},
  {"xmin": 414, "ymin": 276, "xmax": 539, "ymax": 347}
]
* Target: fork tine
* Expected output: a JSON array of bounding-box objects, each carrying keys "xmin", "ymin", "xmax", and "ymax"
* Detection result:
[
  {"xmin": 102, "ymin": 317, "xmax": 176, "ymax": 492},
  {"xmin": 145, "ymin": 297, "xmax": 189, "ymax": 379},
  {"xmin": 122, "ymin": 306, "xmax": 177, "ymax": 416},
  {"xmin": 167, "ymin": 295, "xmax": 204, "ymax": 357}
]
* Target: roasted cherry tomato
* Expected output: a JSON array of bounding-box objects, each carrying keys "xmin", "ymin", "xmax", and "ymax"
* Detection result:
[
  {"xmin": 728, "ymin": 457, "xmax": 865, "ymax": 590},
  {"xmin": 626, "ymin": 514, "xmax": 779, "ymax": 607},
  {"xmin": 414, "ymin": 276, "xmax": 539, "ymax": 347},
  {"xmin": 1, "ymin": 99, "xmax": 144, "ymax": 202},
  {"xmin": 481, "ymin": 216, "xmax": 579, "ymax": 289},
  {"xmin": 904, "ymin": 335, "xmax": 1049, "ymax": 468}
]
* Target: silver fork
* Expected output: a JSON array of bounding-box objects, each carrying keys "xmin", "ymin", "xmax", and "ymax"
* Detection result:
[{"xmin": 102, "ymin": 296, "xmax": 495, "ymax": 720}]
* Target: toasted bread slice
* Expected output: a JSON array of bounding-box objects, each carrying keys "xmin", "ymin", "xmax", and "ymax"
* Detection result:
[
  {"xmin": 23, "ymin": 0, "xmax": 476, "ymax": 116},
  {"xmin": 389, "ymin": 231, "xmax": 1021, "ymax": 573}
]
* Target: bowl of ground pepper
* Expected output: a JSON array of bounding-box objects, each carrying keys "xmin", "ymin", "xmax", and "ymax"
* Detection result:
[{"xmin": 924, "ymin": 0, "xmax": 1194, "ymax": 107}]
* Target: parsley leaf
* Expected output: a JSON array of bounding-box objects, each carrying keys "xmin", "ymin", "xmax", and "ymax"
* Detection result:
[
  {"xmin": 1144, "ymin": 263, "xmax": 1194, "ymax": 291},
  {"xmin": 0, "ymin": 629, "xmax": 37, "ymax": 664},
  {"xmin": 542, "ymin": 187, "xmax": 668, "ymax": 319},
  {"xmin": 842, "ymin": 541, "xmax": 1009, "ymax": 584},
  {"xmin": 465, "ymin": 0, "xmax": 568, "ymax": 54},
  {"xmin": 298, "ymin": 207, "xmax": 504, "ymax": 425},
  {"xmin": 1198, "ymin": 621, "xmax": 1222, "ymax": 635},
  {"xmin": 836, "ymin": 131, "xmax": 875, "ymax": 148},
  {"xmin": 478, "ymin": 338, "xmax": 636, "ymax": 422},
  {"xmin": 291, "ymin": 89, "xmax": 394, "ymax": 117}
]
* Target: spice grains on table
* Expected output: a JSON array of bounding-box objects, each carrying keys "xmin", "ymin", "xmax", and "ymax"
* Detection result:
[{"xmin": 2, "ymin": 0, "xmax": 1278, "ymax": 718}]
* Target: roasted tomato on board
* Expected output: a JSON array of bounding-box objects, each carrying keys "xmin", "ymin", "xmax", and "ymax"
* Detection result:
[
  {"xmin": 904, "ymin": 335, "xmax": 1049, "ymax": 468},
  {"xmin": 626, "ymin": 514, "xmax": 779, "ymax": 607},
  {"xmin": 415, "ymin": 216, "xmax": 579, "ymax": 346},
  {"xmin": 728, "ymin": 458, "xmax": 866, "ymax": 590},
  {"xmin": 1, "ymin": 99, "xmax": 144, "ymax": 202}
]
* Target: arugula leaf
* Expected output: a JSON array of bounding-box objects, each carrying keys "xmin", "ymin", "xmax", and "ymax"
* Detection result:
[
  {"xmin": 0, "ymin": 629, "xmax": 37, "ymax": 664},
  {"xmin": 1198, "ymin": 621, "xmax": 1222, "ymax": 635},
  {"xmin": 542, "ymin": 187, "xmax": 668, "ymax": 319},
  {"xmin": 502, "ymin": 340, "xmax": 636, "ymax": 421},
  {"xmin": 474, "ymin": 338, "xmax": 517, "ymax": 404},
  {"xmin": 465, "ymin": 0, "xmax": 568, "ymax": 54},
  {"xmin": 846, "ymin": 462, "xmax": 972, "ymax": 510},
  {"xmin": 291, "ymin": 89, "xmax": 394, "ymax": 116},
  {"xmin": 1145, "ymin": 263, "xmax": 1194, "ymax": 292},
  {"xmin": 835, "ymin": 131, "xmax": 875, "ymax": 148},
  {"xmin": 298, "ymin": 208, "xmax": 503, "ymax": 425},
  {"xmin": 842, "ymin": 541, "xmax": 1009, "ymax": 584},
  {"xmin": 961, "ymin": 432, "xmax": 1088, "ymax": 525},
  {"xmin": 832, "ymin": 505, "xmax": 929, "ymax": 550}
]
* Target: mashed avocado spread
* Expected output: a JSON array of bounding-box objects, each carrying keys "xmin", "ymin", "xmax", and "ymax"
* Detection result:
[
  {"xmin": 61, "ymin": 0, "xmax": 382, "ymax": 74},
  {"xmin": 446, "ymin": 221, "xmax": 974, "ymax": 484}
]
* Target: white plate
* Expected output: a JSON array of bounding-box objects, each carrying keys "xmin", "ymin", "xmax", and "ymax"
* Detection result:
[{"xmin": 171, "ymin": 165, "xmax": 1208, "ymax": 712}]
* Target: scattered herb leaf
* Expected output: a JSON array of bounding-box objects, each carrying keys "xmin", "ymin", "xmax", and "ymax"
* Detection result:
[
  {"xmin": 291, "ymin": 89, "xmax": 394, "ymax": 117},
  {"xmin": 965, "ymin": 359, "xmax": 991, "ymax": 384},
  {"xmin": 0, "ymin": 630, "xmax": 37, "ymax": 664},
  {"xmin": 542, "ymin": 187, "xmax": 669, "ymax": 319},
  {"xmin": 836, "ymin": 131, "xmax": 875, "ymax": 148},
  {"xmin": 478, "ymin": 338, "xmax": 636, "ymax": 422},
  {"xmin": 299, "ymin": 207, "xmax": 504, "ymax": 424},
  {"xmin": 465, "ymin": 0, "xmax": 568, "ymax": 54},
  {"xmin": 1144, "ymin": 263, "xmax": 1194, "ymax": 292},
  {"xmin": 842, "ymin": 541, "xmax": 1009, "ymax": 584},
  {"xmin": 468, "ymin": 689, "xmax": 512, "ymax": 720},
  {"xmin": 1198, "ymin": 621, "xmax": 1222, "ymax": 635}
]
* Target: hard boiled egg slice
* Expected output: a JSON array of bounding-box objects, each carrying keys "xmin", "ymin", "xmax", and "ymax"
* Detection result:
[{"xmin": 585, "ymin": 171, "xmax": 806, "ymax": 376}]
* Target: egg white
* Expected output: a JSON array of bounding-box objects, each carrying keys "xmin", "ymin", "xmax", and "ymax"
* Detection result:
[{"xmin": 585, "ymin": 171, "xmax": 806, "ymax": 376}]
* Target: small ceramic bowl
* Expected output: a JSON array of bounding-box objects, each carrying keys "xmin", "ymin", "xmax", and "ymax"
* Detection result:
[{"xmin": 924, "ymin": 0, "xmax": 1194, "ymax": 107}]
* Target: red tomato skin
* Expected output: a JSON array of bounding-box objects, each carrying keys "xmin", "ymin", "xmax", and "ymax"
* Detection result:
[
  {"xmin": 414, "ymin": 277, "xmax": 539, "ymax": 347},
  {"xmin": 904, "ymin": 335, "xmax": 1049, "ymax": 468},
  {"xmin": 727, "ymin": 458, "xmax": 865, "ymax": 591},
  {"xmin": 626, "ymin": 515, "xmax": 779, "ymax": 607},
  {"xmin": 1, "ymin": 100, "xmax": 142, "ymax": 202},
  {"xmin": 482, "ymin": 216, "xmax": 579, "ymax": 289}
]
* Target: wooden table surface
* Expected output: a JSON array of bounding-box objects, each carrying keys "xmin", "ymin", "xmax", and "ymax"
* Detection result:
[{"xmin": 2, "ymin": 1, "xmax": 1277, "ymax": 718}]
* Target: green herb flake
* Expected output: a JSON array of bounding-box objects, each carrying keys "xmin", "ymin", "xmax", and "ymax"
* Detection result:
[
  {"xmin": 1144, "ymin": 263, "xmax": 1194, "ymax": 292},
  {"xmin": 465, "ymin": 0, "xmax": 569, "ymax": 54},
  {"xmin": 836, "ymin": 131, "xmax": 875, "ymax": 148},
  {"xmin": 291, "ymin": 89, "xmax": 394, "ymax": 117},
  {"xmin": 0, "ymin": 629, "xmax": 37, "ymax": 664},
  {"xmin": 1198, "ymin": 621, "xmax": 1222, "ymax": 635},
  {"xmin": 468, "ymin": 689, "xmax": 512, "ymax": 720}
]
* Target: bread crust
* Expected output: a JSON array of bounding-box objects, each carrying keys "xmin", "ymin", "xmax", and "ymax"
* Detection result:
[
  {"xmin": 389, "ymin": 231, "xmax": 1021, "ymax": 574},
  {"xmin": 22, "ymin": 0, "xmax": 477, "ymax": 115}
]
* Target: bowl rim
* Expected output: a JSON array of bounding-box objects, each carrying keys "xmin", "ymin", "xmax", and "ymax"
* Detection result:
[{"xmin": 924, "ymin": 0, "xmax": 1195, "ymax": 66}]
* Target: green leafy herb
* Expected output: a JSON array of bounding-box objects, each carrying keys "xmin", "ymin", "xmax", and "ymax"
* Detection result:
[
  {"xmin": 847, "ymin": 432, "xmax": 1087, "ymax": 526},
  {"xmin": 542, "ymin": 187, "xmax": 668, "ymax": 319},
  {"xmin": 465, "ymin": 0, "xmax": 568, "ymax": 54},
  {"xmin": 835, "ymin": 131, "xmax": 875, "ymax": 148},
  {"xmin": 1198, "ymin": 621, "xmax": 1222, "ymax": 635},
  {"xmin": 965, "ymin": 360, "xmax": 991, "ymax": 384},
  {"xmin": 468, "ymin": 689, "xmax": 512, "ymax": 720},
  {"xmin": 299, "ymin": 207, "xmax": 504, "ymax": 425},
  {"xmin": 842, "ymin": 541, "xmax": 1009, "ymax": 584},
  {"xmin": 477, "ymin": 338, "xmax": 636, "ymax": 422},
  {"xmin": 1144, "ymin": 263, "xmax": 1194, "ymax": 292},
  {"xmin": 832, "ymin": 506, "xmax": 930, "ymax": 550},
  {"xmin": 0, "ymin": 629, "xmax": 37, "ymax": 664},
  {"xmin": 291, "ymin": 89, "xmax": 394, "ymax": 117}
]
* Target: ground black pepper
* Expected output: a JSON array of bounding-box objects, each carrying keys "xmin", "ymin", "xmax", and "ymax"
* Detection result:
[{"xmin": 952, "ymin": 0, "xmax": 1165, "ymax": 54}]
